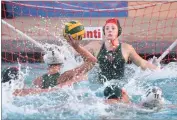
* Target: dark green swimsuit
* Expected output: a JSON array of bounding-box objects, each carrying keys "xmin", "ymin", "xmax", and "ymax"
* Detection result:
[
  {"xmin": 42, "ymin": 72, "xmax": 60, "ymax": 89},
  {"xmin": 97, "ymin": 43, "xmax": 125, "ymax": 83}
]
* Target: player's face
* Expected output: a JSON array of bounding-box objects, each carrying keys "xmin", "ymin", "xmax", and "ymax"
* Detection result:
[
  {"xmin": 48, "ymin": 64, "xmax": 62, "ymax": 70},
  {"xmin": 104, "ymin": 23, "xmax": 118, "ymax": 40}
]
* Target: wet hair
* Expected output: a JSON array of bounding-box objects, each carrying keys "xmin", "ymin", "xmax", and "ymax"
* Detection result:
[
  {"xmin": 104, "ymin": 85, "xmax": 122, "ymax": 99},
  {"xmin": 1, "ymin": 67, "xmax": 19, "ymax": 84}
]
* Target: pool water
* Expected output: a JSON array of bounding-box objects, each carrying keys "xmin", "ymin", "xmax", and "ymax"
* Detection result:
[{"xmin": 2, "ymin": 62, "xmax": 177, "ymax": 119}]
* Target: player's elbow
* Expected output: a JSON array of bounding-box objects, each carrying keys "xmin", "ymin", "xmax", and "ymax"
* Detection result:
[
  {"xmin": 141, "ymin": 60, "xmax": 157, "ymax": 70},
  {"xmin": 140, "ymin": 62, "xmax": 147, "ymax": 70},
  {"xmin": 93, "ymin": 57, "xmax": 98, "ymax": 63},
  {"xmin": 85, "ymin": 57, "xmax": 97, "ymax": 64},
  {"xmin": 87, "ymin": 57, "xmax": 97, "ymax": 63},
  {"xmin": 90, "ymin": 58, "xmax": 97, "ymax": 64}
]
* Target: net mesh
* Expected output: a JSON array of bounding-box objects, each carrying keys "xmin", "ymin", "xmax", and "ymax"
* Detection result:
[{"xmin": 2, "ymin": 1, "xmax": 177, "ymax": 64}]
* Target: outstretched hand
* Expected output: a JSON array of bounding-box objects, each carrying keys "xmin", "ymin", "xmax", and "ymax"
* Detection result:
[
  {"xmin": 151, "ymin": 56, "xmax": 161, "ymax": 68},
  {"xmin": 66, "ymin": 34, "xmax": 80, "ymax": 48}
]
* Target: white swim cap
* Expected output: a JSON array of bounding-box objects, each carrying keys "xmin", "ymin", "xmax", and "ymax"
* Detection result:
[
  {"xmin": 141, "ymin": 86, "xmax": 164, "ymax": 109},
  {"xmin": 43, "ymin": 50, "xmax": 64, "ymax": 65},
  {"xmin": 145, "ymin": 86, "xmax": 162, "ymax": 101}
]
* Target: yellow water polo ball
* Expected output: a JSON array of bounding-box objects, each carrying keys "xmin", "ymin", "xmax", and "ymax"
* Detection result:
[{"xmin": 63, "ymin": 20, "xmax": 85, "ymax": 40}]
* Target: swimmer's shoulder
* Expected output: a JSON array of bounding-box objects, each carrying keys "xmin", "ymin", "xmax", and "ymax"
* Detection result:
[
  {"xmin": 121, "ymin": 42, "xmax": 134, "ymax": 51},
  {"xmin": 32, "ymin": 76, "xmax": 43, "ymax": 88}
]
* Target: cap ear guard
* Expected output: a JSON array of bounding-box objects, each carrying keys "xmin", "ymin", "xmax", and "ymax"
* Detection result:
[
  {"xmin": 102, "ymin": 19, "xmax": 122, "ymax": 37},
  {"xmin": 103, "ymin": 26, "xmax": 105, "ymax": 35},
  {"xmin": 118, "ymin": 26, "xmax": 122, "ymax": 36}
]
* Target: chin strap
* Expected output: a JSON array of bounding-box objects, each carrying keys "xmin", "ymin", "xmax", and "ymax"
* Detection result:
[{"xmin": 110, "ymin": 39, "xmax": 119, "ymax": 48}]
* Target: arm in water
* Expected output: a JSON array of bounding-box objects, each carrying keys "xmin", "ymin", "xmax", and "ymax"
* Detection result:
[
  {"xmin": 14, "ymin": 60, "xmax": 94, "ymax": 96},
  {"xmin": 13, "ymin": 88, "xmax": 58, "ymax": 96}
]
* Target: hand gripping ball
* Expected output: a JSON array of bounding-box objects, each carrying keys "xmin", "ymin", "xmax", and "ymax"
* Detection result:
[{"xmin": 63, "ymin": 21, "xmax": 85, "ymax": 41}]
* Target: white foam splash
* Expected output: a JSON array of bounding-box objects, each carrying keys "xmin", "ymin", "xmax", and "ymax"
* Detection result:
[
  {"xmin": 2, "ymin": 59, "xmax": 177, "ymax": 119},
  {"xmin": 2, "ymin": 62, "xmax": 29, "ymax": 110}
]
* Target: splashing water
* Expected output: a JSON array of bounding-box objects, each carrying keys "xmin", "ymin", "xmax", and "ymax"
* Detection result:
[
  {"xmin": 2, "ymin": 61, "xmax": 177, "ymax": 119},
  {"xmin": 27, "ymin": 18, "xmax": 82, "ymax": 73},
  {"xmin": 2, "ymin": 61, "xmax": 29, "ymax": 104},
  {"xmin": 1, "ymin": 28, "xmax": 177, "ymax": 119},
  {"xmin": 42, "ymin": 42, "xmax": 83, "ymax": 73}
]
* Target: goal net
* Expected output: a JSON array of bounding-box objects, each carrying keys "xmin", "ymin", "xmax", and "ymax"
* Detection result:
[{"xmin": 2, "ymin": 1, "xmax": 177, "ymax": 64}]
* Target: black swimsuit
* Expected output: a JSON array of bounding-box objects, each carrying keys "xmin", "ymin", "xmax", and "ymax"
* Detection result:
[
  {"xmin": 42, "ymin": 72, "xmax": 60, "ymax": 89},
  {"xmin": 97, "ymin": 43, "xmax": 125, "ymax": 83}
]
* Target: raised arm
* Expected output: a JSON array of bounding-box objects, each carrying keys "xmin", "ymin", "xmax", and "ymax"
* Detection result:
[
  {"xmin": 67, "ymin": 35, "xmax": 97, "ymax": 63},
  {"xmin": 56, "ymin": 35, "xmax": 97, "ymax": 86},
  {"xmin": 73, "ymin": 45, "xmax": 97, "ymax": 62},
  {"xmin": 128, "ymin": 45, "xmax": 157, "ymax": 70}
]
